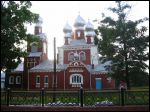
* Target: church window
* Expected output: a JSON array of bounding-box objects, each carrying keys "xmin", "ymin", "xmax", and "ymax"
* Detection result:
[
  {"xmin": 79, "ymin": 51, "xmax": 86, "ymax": 61},
  {"xmin": 16, "ymin": 76, "xmax": 21, "ymax": 84},
  {"xmin": 44, "ymin": 75, "xmax": 48, "ymax": 88},
  {"xmin": 31, "ymin": 43, "xmax": 38, "ymax": 52},
  {"xmin": 44, "ymin": 75, "xmax": 48, "ymax": 84},
  {"xmin": 77, "ymin": 31, "xmax": 80, "ymax": 37},
  {"xmin": 68, "ymin": 52, "xmax": 74, "ymax": 61},
  {"xmin": 9, "ymin": 76, "xmax": 14, "ymax": 84},
  {"xmin": 27, "ymin": 58, "xmax": 36, "ymax": 69},
  {"xmin": 36, "ymin": 76, "xmax": 40, "ymax": 83},
  {"xmin": 70, "ymin": 74, "xmax": 83, "ymax": 86},
  {"xmin": 36, "ymin": 75, "xmax": 40, "ymax": 88},
  {"xmin": 73, "ymin": 51, "xmax": 79, "ymax": 61}
]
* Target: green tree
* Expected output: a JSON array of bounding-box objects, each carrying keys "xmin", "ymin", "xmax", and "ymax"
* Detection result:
[
  {"xmin": 95, "ymin": 1, "xmax": 149, "ymax": 89},
  {"xmin": 1, "ymin": 1, "xmax": 39, "ymax": 71}
]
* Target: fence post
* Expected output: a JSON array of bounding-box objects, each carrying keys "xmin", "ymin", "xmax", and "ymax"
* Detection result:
[
  {"xmin": 80, "ymin": 87, "xmax": 83, "ymax": 107},
  {"xmin": 6, "ymin": 88, "xmax": 10, "ymax": 106},
  {"xmin": 120, "ymin": 88, "xmax": 125, "ymax": 106},
  {"xmin": 41, "ymin": 88, "xmax": 44, "ymax": 107}
]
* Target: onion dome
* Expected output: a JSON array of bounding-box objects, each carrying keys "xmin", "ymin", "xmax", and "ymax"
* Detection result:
[
  {"xmin": 36, "ymin": 16, "xmax": 43, "ymax": 26},
  {"xmin": 63, "ymin": 22, "xmax": 72, "ymax": 33},
  {"xmin": 85, "ymin": 20, "xmax": 94, "ymax": 31},
  {"xmin": 74, "ymin": 14, "xmax": 86, "ymax": 27},
  {"xmin": 85, "ymin": 19, "xmax": 95, "ymax": 37}
]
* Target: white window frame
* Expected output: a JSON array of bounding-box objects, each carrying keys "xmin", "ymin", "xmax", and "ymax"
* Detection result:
[
  {"xmin": 79, "ymin": 51, "xmax": 86, "ymax": 61},
  {"xmin": 68, "ymin": 52, "xmax": 74, "ymax": 61},
  {"xmin": 31, "ymin": 43, "xmax": 38, "ymax": 53},
  {"xmin": 16, "ymin": 76, "xmax": 21, "ymax": 84},
  {"xmin": 9, "ymin": 76, "xmax": 14, "ymax": 84},
  {"xmin": 70, "ymin": 74, "xmax": 83, "ymax": 87},
  {"xmin": 44, "ymin": 75, "xmax": 49, "ymax": 88},
  {"xmin": 36, "ymin": 75, "xmax": 40, "ymax": 88},
  {"xmin": 77, "ymin": 31, "xmax": 81, "ymax": 37}
]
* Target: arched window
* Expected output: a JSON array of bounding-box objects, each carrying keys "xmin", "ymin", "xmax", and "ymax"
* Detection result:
[
  {"xmin": 35, "ymin": 75, "xmax": 40, "ymax": 88},
  {"xmin": 68, "ymin": 52, "xmax": 74, "ymax": 61},
  {"xmin": 77, "ymin": 31, "xmax": 81, "ymax": 37},
  {"xmin": 31, "ymin": 43, "xmax": 38, "ymax": 52},
  {"xmin": 44, "ymin": 75, "xmax": 48, "ymax": 88},
  {"xmin": 16, "ymin": 76, "xmax": 21, "ymax": 84},
  {"xmin": 70, "ymin": 74, "xmax": 83, "ymax": 84},
  {"xmin": 79, "ymin": 51, "xmax": 86, "ymax": 61},
  {"xmin": 9, "ymin": 76, "xmax": 14, "ymax": 84}
]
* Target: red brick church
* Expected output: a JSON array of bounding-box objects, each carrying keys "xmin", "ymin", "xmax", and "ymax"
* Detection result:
[{"xmin": 6, "ymin": 15, "xmax": 115, "ymax": 90}]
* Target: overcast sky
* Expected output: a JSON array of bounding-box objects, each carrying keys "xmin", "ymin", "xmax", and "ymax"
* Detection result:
[{"xmin": 26, "ymin": 1, "xmax": 149, "ymax": 60}]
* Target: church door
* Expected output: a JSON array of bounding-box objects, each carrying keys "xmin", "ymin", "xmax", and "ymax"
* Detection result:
[{"xmin": 96, "ymin": 78, "xmax": 102, "ymax": 90}]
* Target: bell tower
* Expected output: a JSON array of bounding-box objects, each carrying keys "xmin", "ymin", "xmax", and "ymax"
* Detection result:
[
  {"xmin": 25, "ymin": 16, "xmax": 48, "ymax": 70},
  {"xmin": 74, "ymin": 14, "xmax": 85, "ymax": 40},
  {"xmin": 63, "ymin": 22, "xmax": 72, "ymax": 45},
  {"xmin": 85, "ymin": 19, "xmax": 95, "ymax": 44}
]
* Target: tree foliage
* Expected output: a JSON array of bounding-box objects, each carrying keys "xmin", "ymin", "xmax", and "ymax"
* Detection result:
[
  {"xmin": 95, "ymin": 1, "xmax": 149, "ymax": 88},
  {"xmin": 1, "ymin": 1, "xmax": 39, "ymax": 70}
]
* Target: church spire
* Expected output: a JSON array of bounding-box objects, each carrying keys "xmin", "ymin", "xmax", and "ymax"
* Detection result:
[{"xmin": 34, "ymin": 16, "xmax": 43, "ymax": 35}]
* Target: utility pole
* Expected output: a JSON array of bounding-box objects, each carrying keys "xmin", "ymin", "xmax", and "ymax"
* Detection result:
[{"xmin": 53, "ymin": 37, "xmax": 56, "ymax": 102}]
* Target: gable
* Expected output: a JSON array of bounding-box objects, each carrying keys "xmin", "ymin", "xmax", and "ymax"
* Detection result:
[{"xmin": 68, "ymin": 61, "xmax": 86, "ymax": 67}]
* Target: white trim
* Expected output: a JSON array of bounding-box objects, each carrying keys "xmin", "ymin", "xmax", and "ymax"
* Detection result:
[
  {"xmin": 79, "ymin": 51, "xmax": 86, "ymax": 61},
  {"xmin": 35, "ymin": 75, "xmax": 40, "ymax": 88},
  {"xmin": 44, "ymin": 75, "xmax": 48, "ymax": 84},
  {"xmin": 9, "ymin": 76, "xmax": 14, "ymax": 84},
  {"xmin": 95, "ymin": 78, "xmax": 102, "ymax": 80},
  {"xmin": 69, "ymin": 69, "xmax": 83, "ymax": 72},
  {"xmin": 27, "ymin": 61, "xmax": 36, "ymax": 68},
  {"xmin": 77, "ymin": 31, "xmax": 81, "ymax": 37},
  {"xmin": 44, "ymin": 83, "xmax": 48, "ymax": 88},
  {"xmin": 16, "ymin": 76, "xmax": 21, "ymax": 84},
  {"xmin": 36, "ymin": 83, "xmax": 40, "ymax": 88},
  {"xmin": 70, "ymin": 74, "xmax": 83, "ymax": 85},
  {"xmin": 68, "ymin": 52, "xmax": 74, "ymax": 61}
]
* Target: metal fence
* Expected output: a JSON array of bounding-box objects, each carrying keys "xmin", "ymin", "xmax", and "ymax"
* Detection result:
[{"xmin": 1, "ymin": 88, "xmax": 149, "ymax": 107}]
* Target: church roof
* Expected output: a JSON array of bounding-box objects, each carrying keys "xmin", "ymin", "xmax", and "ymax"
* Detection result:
[
  {"xmin": 28, "ymin": 52, "xmax": 42, "ymax": 57},
  {"xmin": 13, "ymin": 62, "xmax": 24, "ymax": 72},
  {"xmin": 86, "ymin": 61, "xmax": 111, "ymax": 74},
  {"xmin": 29, "ymin": 58, "xmax": 111, "ymax": 74},
  {"xmin": 30, "ymin": 60, "xmax": 67, "ymax": 72}
]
